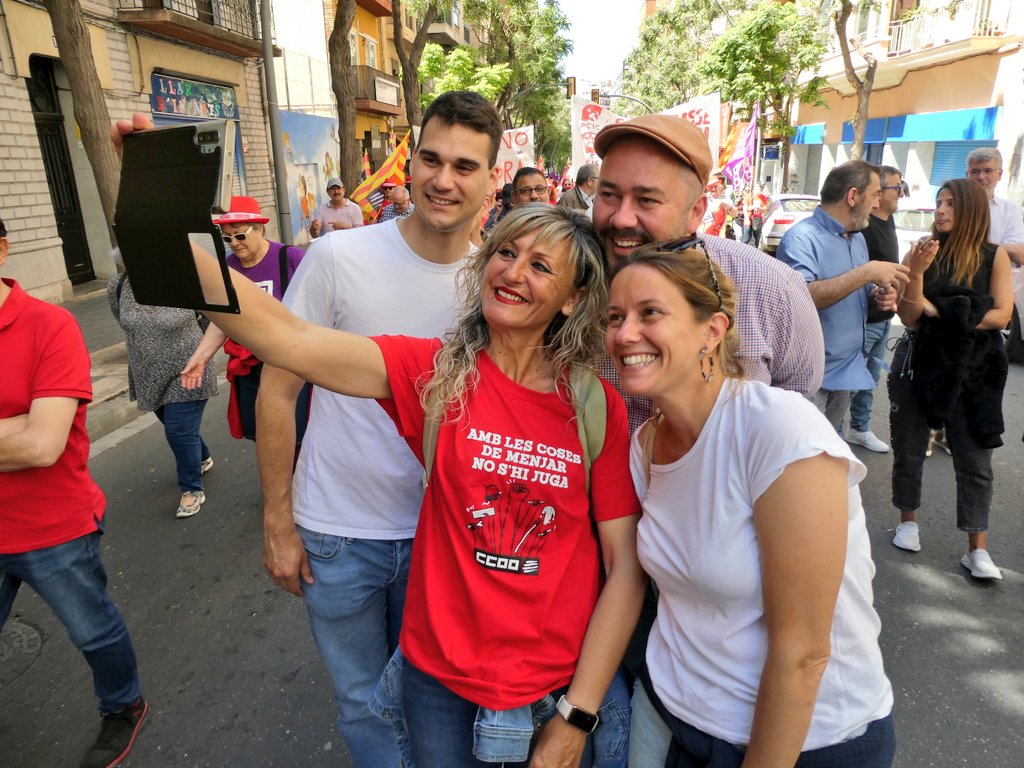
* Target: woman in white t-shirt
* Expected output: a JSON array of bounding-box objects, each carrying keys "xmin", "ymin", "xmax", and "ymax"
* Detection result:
[{"xmin": 606, "ymin": 241, "xmax": 895, "ymax": 767}]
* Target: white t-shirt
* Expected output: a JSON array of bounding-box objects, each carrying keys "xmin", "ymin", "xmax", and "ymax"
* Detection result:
[
  {"xmin": 633, "ymin": 380, "xmax": 893, "ymax": 750},
  {"xmin": 988, "ymin": 196, "xmax": 1024, "ymax": 245},
  {"xmin": 284, "ymin": 220, "xmax": 466, "ymax": 538}
]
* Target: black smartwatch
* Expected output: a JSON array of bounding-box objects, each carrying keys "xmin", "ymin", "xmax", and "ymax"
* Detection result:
[{"xmin": 555, "ymin": 695, "xmax": 600, "ymax": 733}]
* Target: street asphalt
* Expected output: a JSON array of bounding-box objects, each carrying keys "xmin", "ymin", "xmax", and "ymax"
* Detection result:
[{"xmin": 1, "ymin": 345, "xmax": 1023, "ymax": 767}]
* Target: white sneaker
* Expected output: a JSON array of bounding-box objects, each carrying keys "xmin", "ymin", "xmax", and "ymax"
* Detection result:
[
  {"xmin": 200, "ymin": 456, "xmax": 214, "ymax": 474},
  {"xmin": 176, "ymin": 491, "xmax": 206, "ymax": 519},
  {"xmin": 892, "ymin": 522, "xmax": 921, "ymax": 552},
  {"xmin": 961, "ymin": 549, "xmax": 1002, "ymax": 580},
  {"xmin": 845, "ymin": 429, "xmax": 889, "ymax": 453}
]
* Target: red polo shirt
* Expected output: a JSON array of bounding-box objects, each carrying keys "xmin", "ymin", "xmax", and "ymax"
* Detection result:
[{"xmin": 0, "ymin": 279, "xmax": 105, "ymax": 553}]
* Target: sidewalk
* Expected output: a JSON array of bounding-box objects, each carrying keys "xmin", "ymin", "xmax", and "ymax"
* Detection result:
[{"xmin": 62, "ymin": 278, "xmax": 226, "ymax": 443}]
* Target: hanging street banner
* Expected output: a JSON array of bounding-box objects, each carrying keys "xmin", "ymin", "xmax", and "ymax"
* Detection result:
[
  {"xmin": 662, "ymin": 92, "xmax": 722, "ymax": 176},
  {"xmin": 570, "ymin": 96, "xmax": 625, "ymax": 177},
  {"xmin": 495, "ymin": 126, "xmax": 536, "ymax": 186}
]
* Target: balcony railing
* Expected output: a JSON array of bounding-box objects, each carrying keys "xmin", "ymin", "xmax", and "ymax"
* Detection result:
[
  {"xmin": 888, "ymin": 0, "xmax": 1013, "ymax": 56},
  {"xmin": 353, "ymin": 65, "xmax": 402, "ymax": 115},
  {"xmin": 117, "ymin": 0, "xmax": 261, "ymax": 40}
]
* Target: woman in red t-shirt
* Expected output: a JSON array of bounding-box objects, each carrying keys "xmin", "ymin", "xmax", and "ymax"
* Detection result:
[{"xmin": 193, "ymin": 205, "xmax": 644, "ymax": 767}]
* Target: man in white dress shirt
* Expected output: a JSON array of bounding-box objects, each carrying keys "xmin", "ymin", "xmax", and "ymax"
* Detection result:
[{"xmin": 966, "ymin": 148, "xmax": 1024, "ymax": 265}]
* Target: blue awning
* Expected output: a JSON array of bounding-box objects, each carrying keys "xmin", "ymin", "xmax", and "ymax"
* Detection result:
[
  {"xmin": 792, "ymin": 123, "xmax": 825, "ymax": 145},
  {"xmin": 839, "ymin": 106, "xmax": 1001, "ymax": 144},
  {"xmin": 841, "ymin": 118, "xmax": 887, "ymax": 144}
]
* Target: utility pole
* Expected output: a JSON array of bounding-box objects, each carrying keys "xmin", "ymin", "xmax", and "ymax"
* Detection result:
[{"xmin": 260, "ymin": 0, "xmax": 292, "ymax": 243}]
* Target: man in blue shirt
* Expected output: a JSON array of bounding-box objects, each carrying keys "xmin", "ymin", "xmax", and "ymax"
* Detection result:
[{"xmin": 777, "ymin": 160, "xmax": 909, "ymax": 430}]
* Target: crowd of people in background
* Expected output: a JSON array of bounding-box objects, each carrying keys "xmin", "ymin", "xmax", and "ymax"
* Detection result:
[{"xmin": 3, "ymin": 88, "xmax": 1024, "ymax": 768}]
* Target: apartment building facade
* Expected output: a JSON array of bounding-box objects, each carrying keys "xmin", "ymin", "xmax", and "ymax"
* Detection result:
[
  {"xmin": 789, "ymin": 0, "xmax": 1023, "ymax": 202},
  {"xmin": 0, "ymin": 0, "xmax": 276, "ymax": 301}
]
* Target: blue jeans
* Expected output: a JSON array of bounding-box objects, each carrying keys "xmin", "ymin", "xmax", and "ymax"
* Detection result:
[
  {"xmin": 154, "ymin": 400, "xmax": 210, "ymax": 493},
  {"xmin": 849, "ymin": 320, "xmax": 891, "ymax": 432},
  {"xmin": 0, "ymin": 529, "xmax": 141, "ymax": 715},
  {"xmin": 235, "ymin": 367, "xmax": 311, "ymax": 444},
  {"xmin": 629, "ymin": 683, "xmax": 895, "ymax": 767},
  {"xmin": 402, "ymin": 658, "xmax": 630, "ymax": 767},
  {"xmin": 296, "ymin": 526, "xmax": 413, "ymax": 768}
]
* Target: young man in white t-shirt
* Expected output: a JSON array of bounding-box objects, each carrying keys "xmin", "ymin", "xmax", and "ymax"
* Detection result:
[{"xmin": 254, "ymin": 91, "xmax": 502, "ymax": 768}]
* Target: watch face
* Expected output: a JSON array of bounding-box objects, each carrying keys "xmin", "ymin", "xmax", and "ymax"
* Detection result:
[{"xmin": 557, "ymin": 695, "xmax": 599, "ymax": 733}]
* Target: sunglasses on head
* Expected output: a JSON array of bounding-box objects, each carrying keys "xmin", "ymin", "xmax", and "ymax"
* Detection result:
[
  {"xmin": 659, "ymin": 236, "xmax": 732, "ymax": 323},
  {"xmin": 222, "ymin": 225, "xmax": 255, "ymax": 243}
]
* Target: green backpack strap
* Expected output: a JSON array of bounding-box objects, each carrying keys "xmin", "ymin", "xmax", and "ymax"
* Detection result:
[
  {"xmin": 422, "ymin": 387, "xmax": 441, "ymax": 490},
  {"xmin": 420, "ymin": 367, "xmax": 606, "ymax": 493},
  {"xmin": 570, "ymin": 367, "xmax": 606, "ymax": 495}
]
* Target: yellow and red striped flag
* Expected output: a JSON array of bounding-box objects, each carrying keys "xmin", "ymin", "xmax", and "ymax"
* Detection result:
[
  {"xmin": 718, "ymin": 121, "xmax": 746, "ymax": 172},
  {"xmin": 361, "ymin": 149, "xmax": 372, "ymax": 180},
  {"xmin": 351, "ymin": 132, "xmax": 410, "ymax": 219}
]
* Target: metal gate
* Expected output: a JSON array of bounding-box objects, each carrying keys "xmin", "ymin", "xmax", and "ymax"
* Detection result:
[{"xmin": 28, "ymin": 56, "xmax": 95, "ymax": 284}]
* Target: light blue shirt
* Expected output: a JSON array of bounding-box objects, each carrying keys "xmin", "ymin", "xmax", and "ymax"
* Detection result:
[{"xmin": 777, "ymin": 207, "xmax": 874, "ymax": 391}]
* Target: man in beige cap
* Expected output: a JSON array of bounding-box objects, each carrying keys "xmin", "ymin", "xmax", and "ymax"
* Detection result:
[
  {"xmin": 592, "ymin": 115, "xmax": 827, "ymax": 767},
  {"xmin": 593, "ymin": 113, "xmax": 824, "ymax": 434}
]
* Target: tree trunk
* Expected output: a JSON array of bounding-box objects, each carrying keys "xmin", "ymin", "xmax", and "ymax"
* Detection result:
[
  {"xmin": 835, "ymin": 0, "xmax": 877, "ymax": 162},
  {"xmin": 42, "ymin": 0, "xmax": 119, "ymax": 241},
  {"xmin": 392, "ymin": 0, "xmax": 438, "ymax": 143},
  {"xmin": 328, "ymin": 1, "xmax": 361, "ymax": 190}
]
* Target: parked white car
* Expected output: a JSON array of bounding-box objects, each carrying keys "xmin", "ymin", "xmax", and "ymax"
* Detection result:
[{"xmin": 760, "ymin": 194, "xmax": 819, "ymax": 255}]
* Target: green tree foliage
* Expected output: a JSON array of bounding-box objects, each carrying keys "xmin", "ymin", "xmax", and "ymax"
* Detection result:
[
  {"xmin": 620, "ymin": 0, "xmax": 752, "ymax": 116},
  {"xmin": 418, "ymin": 44, "xmax": 512, "ymax": 107},
  {"xmin": 465, "ymin": 0, "xmax": 573, "ymax": 169},
  {"xmin": 696, "ymin": 0, "xmax": 828, "ymax": 179},
  {"xmin": 696, "ymin": 1, "xmax": 827, "ymax": 130}
]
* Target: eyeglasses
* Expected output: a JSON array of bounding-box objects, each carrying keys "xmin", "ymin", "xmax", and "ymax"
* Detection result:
[
  {"xmin": 880, "ymin": 185, "xmax": 902, "ymax": 191},
  {"xmin": 515, "ymin": 185, "xmax": 548, "ymax": 196},
  {"xmin": 660, "ymin": 236, "xmax": 732, "ymax": 323},
  {"xmin": 222, "ymin": 225, "xmax": 255, "ymax": 243}
]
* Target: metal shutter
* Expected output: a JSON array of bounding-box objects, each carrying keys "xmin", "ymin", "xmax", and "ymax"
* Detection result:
[{"xmin": 929, "ymin": 141, "xmax": 997, "ymax": 190}]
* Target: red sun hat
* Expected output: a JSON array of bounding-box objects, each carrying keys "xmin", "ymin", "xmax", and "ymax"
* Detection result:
[{"xmin": 212, "ymin": 196, "xmax": 270, "ymax": 225}]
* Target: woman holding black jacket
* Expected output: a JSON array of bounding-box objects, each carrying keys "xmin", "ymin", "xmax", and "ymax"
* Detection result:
[{"xmin": 888, "ymin": 178, "xmax": 1013, "ymax": 579}]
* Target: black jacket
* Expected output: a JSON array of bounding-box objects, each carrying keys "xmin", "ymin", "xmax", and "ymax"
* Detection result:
[{"xmin": 912, "ymin": 285, "xmax": 1007, "ymax": 448}]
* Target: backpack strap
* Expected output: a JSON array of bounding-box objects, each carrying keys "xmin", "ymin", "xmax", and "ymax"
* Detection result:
[
  {"xmin": 278, "ymin": 245, "xmax": 297, "ymax": 296},
  {"xmin": 569, "ymin": 367, "xmax": 606, "ymax": 495},
  {"xmin": 421, "ymin": 386, "xmax": 441, "ymax": 490},
  {"xmin": 638, "ymin": 411, "xmax": 664, "ymax": 487}
]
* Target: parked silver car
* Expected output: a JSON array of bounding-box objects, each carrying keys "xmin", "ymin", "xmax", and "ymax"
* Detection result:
[
  {"xmin": 760, "ymin": 194, "xmax": 819, "ymax": 255},
  {"xmin": 892, "ymin": 205, "xmax": 934, "ymax": 260}
]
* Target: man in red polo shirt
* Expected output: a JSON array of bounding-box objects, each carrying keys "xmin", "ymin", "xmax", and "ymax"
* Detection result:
[{"xmin": 0, "ymin": 216, "xmax": 147, "ymax": 768}]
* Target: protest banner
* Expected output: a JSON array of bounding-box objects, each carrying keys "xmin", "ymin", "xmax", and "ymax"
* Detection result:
[
  {"xmin": 569, "ymin": 96, "xmax": 625, "ymax": 178},
  {"xmin": 495, "ymin": 126, "xmax": 536, "ymax": 185},
  {"xmin": 663, "ymin": 92, "xmax": 722, "ymax": 173}
]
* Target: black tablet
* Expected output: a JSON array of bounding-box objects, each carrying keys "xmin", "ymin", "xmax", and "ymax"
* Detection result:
[{"xmin": 113, "ymin": 121, "xmax": 240, "ymax": 313}]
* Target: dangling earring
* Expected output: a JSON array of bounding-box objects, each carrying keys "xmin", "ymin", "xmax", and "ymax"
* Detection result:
[{"xmin": 699, "ymin": 346, "xmax": 714, "ymax": 383}]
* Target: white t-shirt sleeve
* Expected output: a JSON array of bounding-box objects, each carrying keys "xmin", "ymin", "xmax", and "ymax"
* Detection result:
[
  {"xmin": 743, "ymin": 388, "xmax": 866, "ymax": 504},
  {"xmin": 283, "ymin": 236, "xmax": 340, "ymax": 326}
]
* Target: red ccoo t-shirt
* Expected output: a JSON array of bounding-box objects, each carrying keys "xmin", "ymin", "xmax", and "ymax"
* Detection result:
[{"xmin": 375, "ymin": 335, "xmax": 639, "ymax": 709}]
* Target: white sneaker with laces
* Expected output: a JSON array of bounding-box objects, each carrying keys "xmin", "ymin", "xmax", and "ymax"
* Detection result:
[
  {"xmin": 846, "ymin": 429, "xmax": 889, "ymax": 453},
  {"xmin": 201, "ymin": 456, "xmax": 214, "ymax": 474},
  {"xmin": 961, "ymin": 549, "xmax": 1002, "ymax": 580},
  {"xmin": 892, "ymin": 521, "xmax": 921, "ymax": 552}
]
